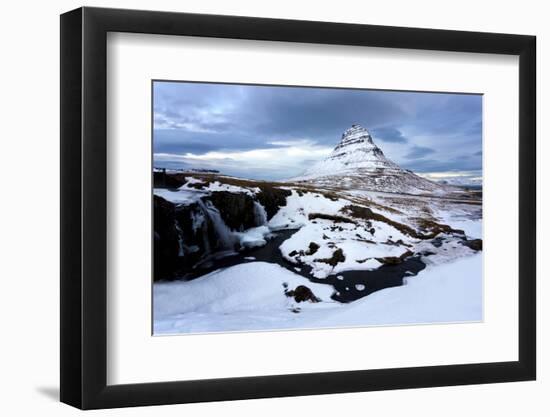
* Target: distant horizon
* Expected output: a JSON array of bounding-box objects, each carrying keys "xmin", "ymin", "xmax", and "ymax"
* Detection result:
[{"xmin": 153, "ymin": 81, "xmax": 482, "ymax": 184}]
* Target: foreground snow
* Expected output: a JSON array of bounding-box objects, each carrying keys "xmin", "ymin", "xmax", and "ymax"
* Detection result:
[
  {"xmin": 317, "ymin": 253, "xmax": 482, "ymax": 327},
  {"xmin": 154, "ymin": 255, "xmax": 482, "ymax": 335},
  {"xmin": 154, "ymin": 262, "xmax": 337, "ymax": 334}
]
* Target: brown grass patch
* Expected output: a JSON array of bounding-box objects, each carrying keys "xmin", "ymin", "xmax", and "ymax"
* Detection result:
[{"xmin": 308, "ymin": 212, "xmax": 357, "ymax": 224}]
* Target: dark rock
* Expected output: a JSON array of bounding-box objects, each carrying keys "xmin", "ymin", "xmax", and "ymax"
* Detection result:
[
  {"xmin": 308, "ymin": 212, "xmax": 356, "ymax": 224},
  {"xmin": 460, "ymin": 239, "xmax": 483, "ymax": 251},
  {"xmin": 286, "ymin": 285, "xmax": 321, "ymax": 303},
  {"xmin": 384, "ymin": 238, "xmax": 411, "ymax": 247},
  {"xmin": 186, "ymin": 180, "xmax": 210, "ymax": 189},
  {"xmin": 256, "ymin": 186, "xmax": 292, "ymax": 220},
  {"xmin": 288, "ymin": 243, "xmax": 319, "ymax": 258},
  {"xmin": 206, "ymin": 191, "xmax": 257, "ymax": 231},
  {"xmin": 430, "ymin": 237, "xmax": 445, "ymax": 248},
  {"xmin": 153, "ymin": 195, "xmax": 180, "ymax": 281},
  {"xmin": 153, "ymin": 171, "xmax": 186, "ymax": 189},
  {"xmin": 315, "ymin": 248, "xmax": 346, "ymax": 266},
  {"xmin": 306, "ymin": 242, "xmax": 320, "ymax": 255},
  {"xmin": 413, "ymin": 218, "xmax": 465, "ymax": 239},
  {"xmin": 174, "ymin": 203, "xmax": 212, "ymax": 255},
  {"xmin": 376, "ymin": 250, "xmax": 414, "ymax": 265},
  {"xmin": 320, "ymin": 191, "xmax": 340, "ymax": 201}
]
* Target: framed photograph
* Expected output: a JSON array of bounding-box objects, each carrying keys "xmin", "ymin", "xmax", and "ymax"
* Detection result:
[{"xmin": 60, "ymin": 6, "xmax": 536, "ymax": 409}]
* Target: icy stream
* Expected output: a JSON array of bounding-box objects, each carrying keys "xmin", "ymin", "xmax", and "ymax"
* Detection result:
[{"xmin": 180, "ymin": 228, "xmax": 426, "ymax": 303}]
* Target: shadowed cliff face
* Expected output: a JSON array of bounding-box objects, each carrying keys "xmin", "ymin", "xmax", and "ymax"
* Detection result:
[
  {"xmin": 256, "ymin": 187, "xmax": 292, "ymax": 220},
  {"xmin": 206, "ymin": 191, "xmax": 257, "ymax": 231},
  {"xmin": 153, "ymin": 187, "xmax": 292, "ymax": 281},
  {"xmin": 153, "ymin": 196, "xmax": 180, "ymax": 281}
]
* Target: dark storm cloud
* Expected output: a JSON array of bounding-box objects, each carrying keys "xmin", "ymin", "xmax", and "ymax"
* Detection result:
[
  {"xmin": 405, "ymin": 145, "xmax": 436, "ymax": 159},
  {"xmin": 371, "ymin": 127, "xmax": 408, "ymax": 143},
  {"xmin": 153, "ymin": 81, "xmax": 483, "ymax": 181},
  {"xmin": 153, "ymin": 129, "xmax": 286, "ymax": 155},
  {"xmin": 154, "ymin": 82, "xmax": 410, "ymax": 147}
]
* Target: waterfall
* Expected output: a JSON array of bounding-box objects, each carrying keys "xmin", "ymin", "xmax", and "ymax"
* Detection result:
[
  {"xmin": 197, "ymin": 199, "xmax": 237, "ymax": 251},
  {"xmin": 174, "ymin": 219, "xmax": 185, "ymax": 257},
  {"xmin": 253, "ymin": 201, "xmax": 268, "ymax": 226}
]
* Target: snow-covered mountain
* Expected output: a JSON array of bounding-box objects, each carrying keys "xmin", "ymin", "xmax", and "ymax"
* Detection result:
[{"xmin": 291, "ymin": 124, "xmax": 453, "ymax": 195}]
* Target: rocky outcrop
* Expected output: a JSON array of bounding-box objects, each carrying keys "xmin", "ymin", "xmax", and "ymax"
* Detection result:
[
  {"xmin": 206, "ymin": 191, "xmax": 258, "ymax": 231},
  {"xmin": 154, "ymin": 190, "xmax": 279, "ymax": 280},
  {"xmin": 412, "ymin": 218, "xmax": 465, "ymax": 239},
  {"xmin": 153, "ymin": 171, "xmax": 186, "ymax": 189},
  {"xmin": 315, "ymin": 248, "xmax": 346, "ymax": 266},
  {"xmin": 308, "ymin": 212, "xmax": 357, "ymax": 224},
  {"xmin": 285, "ymin": 285, "xmax": 321, "ymax": 303},
  {"xmin": 153, "ymin": 196, "xmax": 180, "ymax": 281},
  {"xmin": 460, "ymin": 238, "xmax": 483, "ymax": 251},
  {"xmin": 256, "ymin": 186, "xmax": 291, "ymax": 220},
  {"xmin": 376, "ymin": 250, "xmax": 414, "ymax": 265}
]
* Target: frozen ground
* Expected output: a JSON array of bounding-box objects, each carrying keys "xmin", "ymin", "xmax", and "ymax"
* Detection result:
[
  {"xmin": 153, "ymin": 171, "xmax": 482, "ymax": 335},
  {"xmin": 154, "ymin": 254, "xmax": 482, "ymax": 334}
]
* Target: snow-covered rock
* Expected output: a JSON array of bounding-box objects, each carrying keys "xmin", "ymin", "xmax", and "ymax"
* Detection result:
[
  {"xmin": 291, "ymin": 124, "xmax": 455, "ymax": 195},
  {"xmin": 304, "ymin": 124, "xmax": 401, "ymax": 175}
]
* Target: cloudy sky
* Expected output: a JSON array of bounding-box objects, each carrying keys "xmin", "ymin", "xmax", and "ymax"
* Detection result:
[{"xmin": 153, "ymin": 81, "xmax": 482, "ymax": 184}]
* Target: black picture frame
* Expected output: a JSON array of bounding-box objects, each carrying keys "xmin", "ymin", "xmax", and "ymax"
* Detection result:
[{"xmin": 60, "ymin": 6, "xmax": 536, "ymax": 410}]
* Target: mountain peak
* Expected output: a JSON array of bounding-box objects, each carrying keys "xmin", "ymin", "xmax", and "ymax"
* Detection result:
[
  {"xmin": 291, "ymin": 125, "xmax": 453, "ymax": 195},
  {"xmin": 337, "ymin": 124, "xmax": 374, "ymax": 147},
  {"xmin": 303, "ymin": 124, "xmax": 395, "ymax": 177}
]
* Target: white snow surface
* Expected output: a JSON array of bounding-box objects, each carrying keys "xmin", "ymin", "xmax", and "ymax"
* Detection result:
[
  {"xmin": 279, "ymin": 219, "xmax": 406, "ymax": 278},
  {"xmin": 154, "ymin": 255, "xmax": 482, "ymax": 334},
  {"xmin": 269, "ymin": 189, "xmax": 421, "ymax": 278},
  {"xmin": 235, "ymin": 225, "xmax": 271, "ymax": 248},
  {"xmin": 154, "ymin": 262, "xmax": 337, "ymax": 334},
  {"xmin": 318, "ymin": 253, "xmax": 482, "ymax": 326},
  {"xmin": 154, "ymin": 188, "xmax": 199, "ymax": 204},
  {"xmin": 203, "ymin": 181, "xmax": 259, "ymax": 195},
  {"xmin": 154, "ymin": 177, "xmax": 259, "ymax": 205},
  {"xmin": 268, "ymin": 190, "xmax": 348, "ymax": 230}
]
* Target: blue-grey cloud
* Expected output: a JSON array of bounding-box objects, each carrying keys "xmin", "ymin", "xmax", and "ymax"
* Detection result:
[
  {"xmin": 371, "ymin": 127, "xmax": 408, "ymax": 143},
  {"xmin": 401, "ymin": 155, "xmax": 482, "ymax": 173},
  {"xmin": 153, "ymin": 81, "xmax": 482, "ymax": 182},
  {"xmin": 405, "ymin": 145, "xmax": 435, "ymax": 159}
]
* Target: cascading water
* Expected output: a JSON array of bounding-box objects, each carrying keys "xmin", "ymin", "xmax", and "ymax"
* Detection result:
[
  {"xmin": 174, "ymin": 219, "xmax": 185, "ymax": 257},
  {"xmin": 253, "ymin": 201, "xmax": 268, "ymax": 226},
  {"xmin": 197, "ymin": 199, "xmax": 237, "ymax": 251}
]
